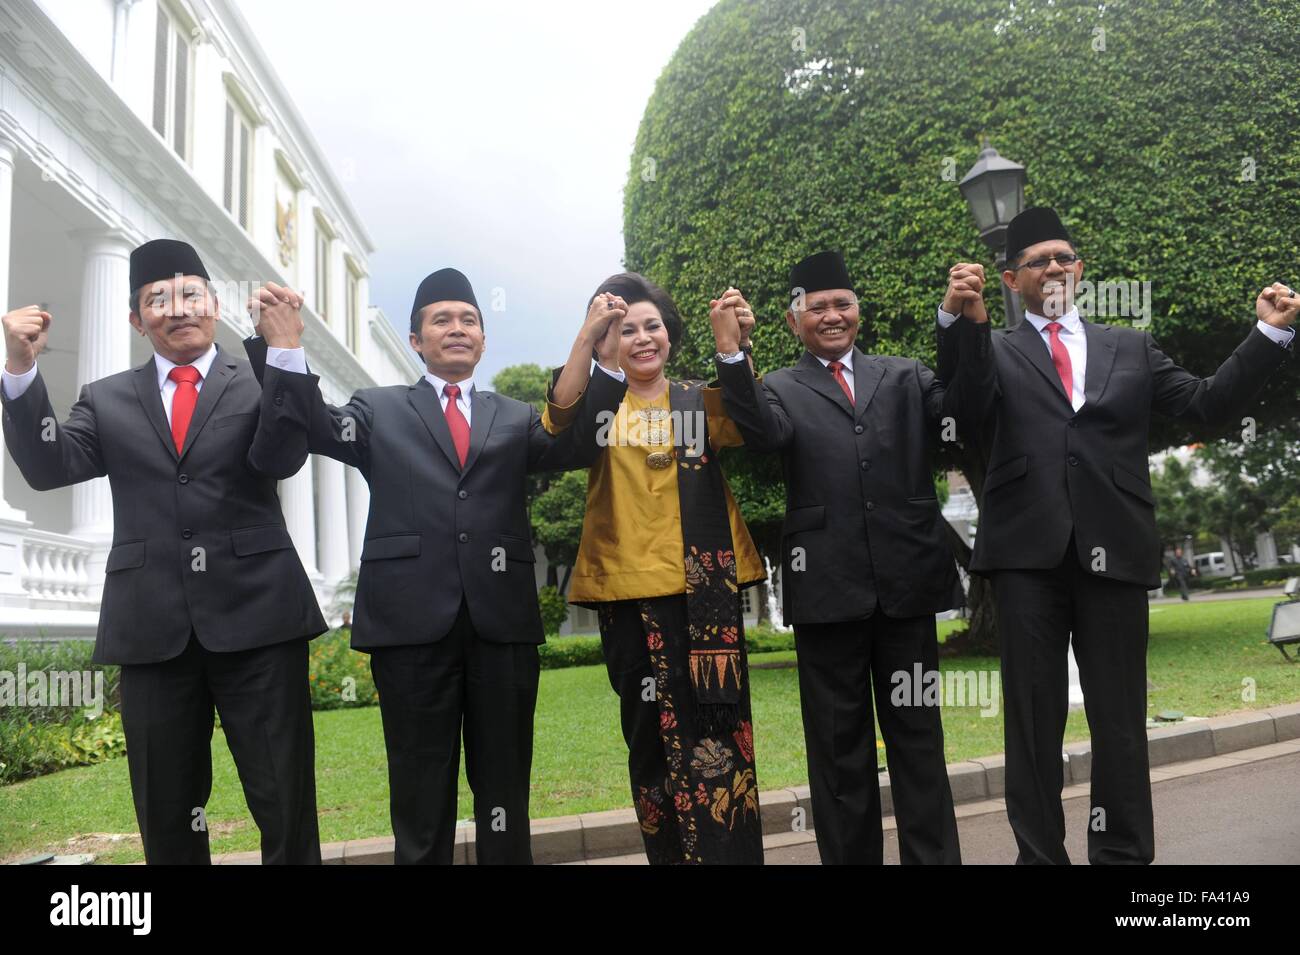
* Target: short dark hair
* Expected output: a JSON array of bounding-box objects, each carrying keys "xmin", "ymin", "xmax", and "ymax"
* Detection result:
[
  {"xmin": 410, "ymin": 303, "xmax": 484, "ymax": 337},
  {"xmin": 587, "ymin": 272, "xmax": 682, "ymax": 352}
]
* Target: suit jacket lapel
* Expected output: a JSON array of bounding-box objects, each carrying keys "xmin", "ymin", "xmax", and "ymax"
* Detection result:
[
  {"xmin": 1081, "ymin": 320, "xmax": 1117, "ymax": 407},
  {"xmin": 1007, "ymin": 319, "xmax": 1073, "ymax": 408},
  {"xmin": 408, "ymin": 378, "xmax": 463, "ymax": 472},
  {"xmin": 851, "ymin": 347, "xmax": 885, "ymax": 423},
  {"xmin": 178, "ymin": 352, "xmax": 236, "ymax": 461},
  {"xmin": 460, "ymin": 388, "xmax": 495, "ymax": 478},
  {"xmin": 132, "ymin": 358, "xmax": 178, "ymax": 462},
  {"xmin": 792, "ymin": 351, "xmax": 854, "ymax": 418}
]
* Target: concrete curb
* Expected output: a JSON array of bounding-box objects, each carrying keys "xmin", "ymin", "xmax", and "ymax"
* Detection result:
[{"xmin": 212, "ymin": 702, "xmax": 1300, "ymax": 865}]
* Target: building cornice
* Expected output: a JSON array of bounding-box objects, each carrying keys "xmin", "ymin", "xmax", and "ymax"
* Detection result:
[
  {"xmin": 196, "ymin": 0, "xmax": 375, "ymax": 258},
  {"xmin": 0, "ymin": 0, "xmax": 374, "ymax": 396},
  {"xmin": 370, "ymin": 306, "xmax": 422, "ymax": 378}
]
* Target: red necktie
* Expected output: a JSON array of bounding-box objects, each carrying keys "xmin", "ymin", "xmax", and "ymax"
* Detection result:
[
  {"xmin": 827, "ymin": 360, "xmax": 854, "ymax": 404},
  {"xmin": 1044, "ymin": 322, "xmax": 1074, "ymax": 401},
  {"xmin": 168, "ymin": 365, "xmax": 202, "ymax": 454},
  {"xmin": 443, "ymin": 383, "xmax": 470, "ymax": 467}
]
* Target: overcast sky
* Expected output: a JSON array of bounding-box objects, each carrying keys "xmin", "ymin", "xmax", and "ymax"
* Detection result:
[{"xmin": 233, "ymin": 0, "xmax": 718, "ymax": 384}]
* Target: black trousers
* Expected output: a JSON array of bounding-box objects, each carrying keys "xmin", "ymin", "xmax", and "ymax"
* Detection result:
[
  {"xmin": 993, "ymin": 545, "xmax": 1154, "ymax": 865},
  {"xmin": 118, "ymin": 634, "xmax": 320, "ymax": 864},
  {"xmin": 367, "ymin": 599, "xmax": 540, "ymax": 865},
  {"xmin": 793, "ymin": 610, "xmax": 961, "ymax": 865}
]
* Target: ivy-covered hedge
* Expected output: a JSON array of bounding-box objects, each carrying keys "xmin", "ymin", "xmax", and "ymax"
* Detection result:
[
  {"xmin": 625, "ymin": 0, "xmax": 1300, "ymax": 500},
  {"xmin": 0, "ymin": 641, "xmax": 124, "ymax": 784}
]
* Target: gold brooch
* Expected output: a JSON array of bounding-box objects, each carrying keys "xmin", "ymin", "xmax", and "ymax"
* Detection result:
[{"xmin": 646, "ymin": 450, "xmax": 675, "ymax": 469}]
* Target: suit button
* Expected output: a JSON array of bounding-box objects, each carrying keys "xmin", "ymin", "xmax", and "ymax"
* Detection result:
[
  {"xmin": 860, "ymin": 460, "xmax": 871, "ymax": 471},
  {"xmin": 1068, "ymin": 455, "xmax": 1079, "ymax": 466},
  {"xmin": 182, "ymin": 529, "xmax": 193, "ymax": 539},
  {"xmin": 854, "ymin": 425, "xmax": 864, "ymax": 434},
  {"xmin": 274, "ymin": 394, "xmax": 283, "ymax": 406},
  {"xmin": 866, "ymin": 501, "xmax": 876, "ymax": 511},
  {"xmin": 178, "ymin": 473, "xmax": 189, "ymax": 484},
  {"xmin": 458, "ymin": 490, "xmax": 468, "ymax": 500},
  {"xmin": 1068, "ymin": 419, "xmax": 1078, "ymax": 428},
  {"xmin": 458, "ymin": 532, "xmax": 469, "ymax": 543}
]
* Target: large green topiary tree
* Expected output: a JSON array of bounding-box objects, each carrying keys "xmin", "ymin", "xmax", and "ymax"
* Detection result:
[{"xmin": 624, "ymin": 0, "xmax": 1300, "ymax": 649}]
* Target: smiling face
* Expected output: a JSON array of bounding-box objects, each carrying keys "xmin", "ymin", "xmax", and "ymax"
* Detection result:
[
  {"xmin": 1002, "ymin": 238, "xmax": 1084, "ymax": 318},
  {"xmin": 617, "ymin": 301, "xmax": 672, "ymax": 383},
  {"xmin": 409, "ymin": 300, "xmax": 484, "ymax": 382},
  {"xmin": 787, "ymin": 287, "xmax": 859, "ymax": 361},
  {"xmin": 130, "ymin": 275, "xmax": 218, "ymax": 364}
]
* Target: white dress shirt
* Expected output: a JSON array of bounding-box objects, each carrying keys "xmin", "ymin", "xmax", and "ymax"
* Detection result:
[
  {"xmin": 152, "ymin": 344, "xmax": 220, "ymax": 425},
  {"xmin": 2, "ymin": 343, "xmax": 221, "ymax": 424},
  {"xmin": 936, "ymin": 305, "xmax": 1294, "ymax": 413},
  {"xmin": 421, "ymin": 368, "xmax": 476, "ymax": 426},
  {"xmin": 811, "ymin": 347, "xmax": 856, "ymax": 402}
]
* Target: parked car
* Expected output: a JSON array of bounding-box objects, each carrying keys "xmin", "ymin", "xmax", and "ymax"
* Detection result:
[{"xmin": 1192, "ymin": 552, "xmax": 1231, "ymax": 578}]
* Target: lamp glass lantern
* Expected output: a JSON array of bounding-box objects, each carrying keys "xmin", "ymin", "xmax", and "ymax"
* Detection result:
[{"xmin": 958, "ymin": 142, "xmax": 1026, "ymax": 252}]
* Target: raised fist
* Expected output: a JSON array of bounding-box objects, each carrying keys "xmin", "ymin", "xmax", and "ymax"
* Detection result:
[
  {"xmin": 248, "ymin": 281, "xmax": 304, "ymax": 349},
  {"xmin": 1257, "ymin": 282, "xmax": 1299, "ymax": 329},
  {"xmin": 3, "ymin": 305, "xmax": 51, "ymax": 375},
  {"xmin": 942, "ymin": 263, "xmax": 989, "ymax": 324}
]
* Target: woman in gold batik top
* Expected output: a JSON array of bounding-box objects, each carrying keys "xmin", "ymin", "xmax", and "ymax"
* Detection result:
[{"xmin": 544, "ymin": 272, "xmax": 766, "ymax": 865}]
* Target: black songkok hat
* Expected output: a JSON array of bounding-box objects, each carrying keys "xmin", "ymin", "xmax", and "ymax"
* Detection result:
[
  {"xmin": 1005, "ymin": 207, "xmax": 1072, "ymax": 262},
  {"xmin": 790, "ymin": 250, "xmax": 854, "ymax": 300},
  {"xmin": 129, "ymin": 238, "xmax": 210, "ymax": 292},
  {"xmin": 410, "ymin": 267, "xmax": 480, "ymax": 323}
]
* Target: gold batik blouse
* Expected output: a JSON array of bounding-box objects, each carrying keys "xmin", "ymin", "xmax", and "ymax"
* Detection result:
[{"xmin": 542, "ymin": 377, "xmax": 765, "ymax": 604}]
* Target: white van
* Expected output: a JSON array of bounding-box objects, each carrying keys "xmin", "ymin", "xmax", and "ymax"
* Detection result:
[{"xmin": 1192, "ymin": 552, "xmax": 1231, "ymax": 578}]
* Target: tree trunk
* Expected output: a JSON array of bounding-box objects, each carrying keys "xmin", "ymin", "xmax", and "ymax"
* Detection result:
[
  {"xmin": 754, "ymin": 547, "xmax": 771, "ymax": 626},
  {"xmin": 942, "ymin": 442, "xmax": 999, "ymax": 657}
]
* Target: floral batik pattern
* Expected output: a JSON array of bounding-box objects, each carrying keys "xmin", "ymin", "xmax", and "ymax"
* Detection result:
[{"xmin": 612, "ymin": 596, "xmax": 763, "ymax": 865}]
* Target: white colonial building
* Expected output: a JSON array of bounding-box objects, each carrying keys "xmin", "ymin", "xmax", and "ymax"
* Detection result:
[{"xmin": 0, "ymin": 0, "xmax": 420, "ymax": 637}]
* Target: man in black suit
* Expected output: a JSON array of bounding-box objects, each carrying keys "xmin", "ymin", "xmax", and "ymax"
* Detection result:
[
  {"xmin": 247, "ymin": 268, "xmax": 627, "ymax": 864},
  {"xmin": 1, "ymin": 239, "xmax": 327, "ymax": 864},
  {"xmin": 937, "ymin": 207, "xmax": 1296, "ymax": 864},
  {"xmin": 712, "ymin": 251, "xmax": 990, "ymax": 864}
]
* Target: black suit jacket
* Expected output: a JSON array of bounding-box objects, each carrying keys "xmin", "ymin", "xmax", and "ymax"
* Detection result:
[
  {"xmin": 716, "ymin": 323, "xmax": 992, "ymax": 625},
  {"xmin": 937, "ymin": 316, "xmax": 1291, "ymax": 587},
  {"xmin": 248, "ymin": 341, "xmax": 627, "ymax": 648},
  {"xmin": 0, "ymin": 346, "xmax": 327, "ymax": 665}
]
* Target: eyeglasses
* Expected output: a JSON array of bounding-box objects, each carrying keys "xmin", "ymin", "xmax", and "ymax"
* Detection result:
[
  {"xmin": 799, "ymin": 298, "xmax": 859, "ymax": 317},
  {"xmin": 1012, "ymin": 253, "xmax": 1081, "ymax": 271}
]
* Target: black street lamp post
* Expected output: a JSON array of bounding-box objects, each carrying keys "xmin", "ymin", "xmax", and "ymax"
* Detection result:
[{"xmin": 958, "ymin": 140, "xmax": 1027, "ymax": 328}]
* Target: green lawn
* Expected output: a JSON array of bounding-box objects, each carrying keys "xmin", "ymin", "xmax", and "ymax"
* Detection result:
[{"xmin": 2, "ymin": 597, "xmax": 1295, "ymax": 863}]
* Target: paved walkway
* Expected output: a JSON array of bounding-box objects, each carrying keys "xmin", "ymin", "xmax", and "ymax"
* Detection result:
[
  {"xmin": 572, "ymin": 740, "xmax": 1300, "ymax": 864},
  {"xmin": 1149, "ymin": 585, "xmax": 1290, "ymax": 606}
]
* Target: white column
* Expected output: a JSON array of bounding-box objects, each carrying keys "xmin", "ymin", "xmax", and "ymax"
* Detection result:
[
  {"xmin": 110, "ymin": 0, "xmax": 142, "ymax": 89},
  {"xmin": 280, "ymin": 459, "xmax": 320, "ymax": 577},
  {"xmin": 0, "ymin": 136, "xmax": 32, "ymax": 604},
  {"xmin": 1254, "ymin": 531, "xmax": 1278, "ymax": 570},
  {"xmin": 70, "ymin": 231, "xmax": 133, "ymax": 541},
  {"xmin": 0, "ymin": 136, "xmax": 28, "ymax": 522},
  {"xmin": 345, "ymin": 463, "xmax": 369, "ymax": 569},
  {"xmin": 315, "ymin": 454, "xmax": 348, "ymax": 583}
]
